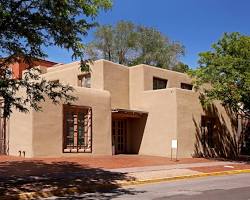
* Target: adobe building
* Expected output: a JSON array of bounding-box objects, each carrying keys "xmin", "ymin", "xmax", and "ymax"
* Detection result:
[{"xmin": 5, "ymin": 59, "xmax": 240, "ymax": 158}]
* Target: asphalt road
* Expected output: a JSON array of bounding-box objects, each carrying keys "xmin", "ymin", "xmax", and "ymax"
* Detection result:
[{"xmin": 45, "ymin": 173, "xmax": 250, "ymax": 200}]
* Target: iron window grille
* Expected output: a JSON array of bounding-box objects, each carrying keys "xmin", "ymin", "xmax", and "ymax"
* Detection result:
[{"xmin": 63, "ymin": 105, "xmax": 92, "ymax": 153}]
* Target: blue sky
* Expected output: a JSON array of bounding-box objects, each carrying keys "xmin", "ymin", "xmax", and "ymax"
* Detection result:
[{"xmin": 46, "ymin": 0, "xmax": 250, "ymax": 68}]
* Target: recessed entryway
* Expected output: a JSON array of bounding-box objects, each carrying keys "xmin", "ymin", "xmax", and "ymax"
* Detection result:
[{"xmin": 111, "ymin": 109, "xmax": 148, "ymax": 155}]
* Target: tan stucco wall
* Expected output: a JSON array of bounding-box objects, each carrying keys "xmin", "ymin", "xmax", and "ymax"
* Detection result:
[
  {"xmin": 103, "ymin": 60, "xmax": 129, "ymax": 109},
  {"xmin": 128, "ymin": 64, "xmax": 236, "ymax": 158},
  {"xmin": 32, "ymin": 87, "xmax": 112, "ymax": 157},
  {"xmin": 138, "ymin": 64, "xmax": 191, "ymax": 90},
  {"xmin": 137, "ymin": 89, "xmax": 178, "ymax": 156},
  {"xmin": 9, "ymin": 87, "xmax": 112, "ymax": 158},
  {"xmin": 9, "ymin": 108, "xmax": 33, "ymax": 157},
  {"xmin": 42, "ymin": 58, "xmax": 130, "ymax": 108},
  {"xmin": 42, "ymin": 62, "xmax": 81, "ymax": 86},
  {"xmin": 41, "ymin": 60, "xmax": 105, "ymax": 89},
  {"xmin": 129, "ymin": 66, "xmax": 145, "ymax": 109},
  {"xmin": 175, "ymin": 89, "xmax": 202, "ymax": 157},
  {"xmin": 175, "ymin": 88, "xmax": 236, "ymax": 158},
  {"xmin": 129, "ymin": 65, "xmax": 179, "ymax": 157},
  {"xmin": 91, "ymin": 60, "xmax": 104, "ymax": 90}
]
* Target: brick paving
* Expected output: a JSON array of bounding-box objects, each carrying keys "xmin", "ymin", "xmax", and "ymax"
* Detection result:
[
  {"xmin": 190, "ymin": 163, "xmax": 250, "ymax": 173},
  {"xmin": 109, "ymin": 161, "xmax": 238, "ymax": 173},
  {"xmin": 0, "ymin": 155, "xmax": 212, "ymax": 180},
  {"xmin": 0, "ymin": 155, "xmax": 211, "ymax": 169},
  {"xmin": 0, "ymin": 155, "xmax": 249, "ymax": 178},
  {"xmin": 0, "ymin": 155, "xmax": 250, "ymax": 198}
]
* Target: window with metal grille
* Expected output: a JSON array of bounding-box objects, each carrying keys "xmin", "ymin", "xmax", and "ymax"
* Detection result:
[
  {"xmin": 63, "ymin": 105, "xmax": 92, "ymax": 153},
  {"xmin": 78, "ymin": 73, "xmax": 91, "ymax": 88},
  {"xmin": 153, "ymin": 77, "xmax": 168, "ymax": 90},
  {"xmin": 181, "ymin": 83, "xmax": 193, "ymax": 90}
]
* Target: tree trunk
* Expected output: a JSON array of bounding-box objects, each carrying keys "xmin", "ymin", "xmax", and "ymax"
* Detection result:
[{"xmin": 108, "ymin": 50, "xmax": 112, "ymax": 61}]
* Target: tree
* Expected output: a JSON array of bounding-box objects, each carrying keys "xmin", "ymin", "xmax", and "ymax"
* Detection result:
[
  {"xmin": 190, "ymin": 32, "xmax": 250, "ymax": 155},
  {"xmin": 132, "ymin": 26, "xmax": 185, "ymax": 69},
  {"xmin": 113, "ymin": 21, "xmax": 137, "ymax": 64},
  {"xmin": 191, "ymin": 32, "xmax": 250, "ymax": 118},
  {"xmin": 86, "ymin": 25, "xmax": 114, "ymax": 61},
  {"xmin": 86, "ymin": 21, "xmax": 137, "ymax": 64},
  {"xmin": 86, "ymin": 21, "xmax": 185, "ymax": 69},
  {"xmin": 172, "ymin": 62, "xmax": 189, "ymax": 73},
  {"xmin": 0, "ymin": 0, "xmax": 112, "ymax": 118}
]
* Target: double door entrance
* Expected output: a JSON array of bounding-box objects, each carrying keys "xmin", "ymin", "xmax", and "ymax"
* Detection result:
[{"xmin": 112, "ymin": 119, "xmax": 127, "ymax": 154}]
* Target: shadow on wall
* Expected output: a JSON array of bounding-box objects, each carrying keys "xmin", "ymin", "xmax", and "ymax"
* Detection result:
[
  {"xmin": 0, "ymin": 160, "xmax": 143, "ymax": 199},
  {"xmin": 129, "ymin": 114, "xmax": 148, "ymax": 154},
  {"xmin": 193, "ymin": 103, "xmax": 239, "ymax": 159}
]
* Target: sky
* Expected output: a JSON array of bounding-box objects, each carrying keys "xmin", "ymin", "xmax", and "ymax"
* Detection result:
[{"xmin": 45, "ymin": 0, "xmax": 250, "ymax": 68}]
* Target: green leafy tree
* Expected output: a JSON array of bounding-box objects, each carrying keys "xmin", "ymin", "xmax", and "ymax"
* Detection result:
[
  {"xmin": 132, "ymin": 26, "xmax": 185, "ymax": 69},
  {"xmin": 113, "ymin": 21, "xmax": 137, "ymax": 64},
  {"xmin": 171, "ymin": 62, "xmax": 189, "ymax": 73},
  {"xmin": 0, "ymin": 0, "xmax": 112, "ymax": 118},
  {"xmin": 86, "ymin": 21, "xmax": 185, "ymax": 69},
  {"xmin": 191, "ymin": 32, "xmax": 250, "ymax": 118},
  {"xmin": 86, "ymin": 25, "xmax": 114, "ymax": 61},
  {"xmin": 87, "ymin": 21, "xmax": 137, "ymax": 64},
  {"xmin": 190, "ymin": 32, "xmax": 250, "ymax": 155}
]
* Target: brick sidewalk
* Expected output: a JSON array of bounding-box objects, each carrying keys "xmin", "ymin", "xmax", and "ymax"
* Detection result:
[
  {"xmin": 190, "ymin": 163, "xmax": 250, "ymax": 173},
  {"xmin": 0, "ymin": 155, "xmax": 211, "ymax": 169},
  {"xmin": 0, "ymin": 155, "xmax": 249, "ymax": 199}
]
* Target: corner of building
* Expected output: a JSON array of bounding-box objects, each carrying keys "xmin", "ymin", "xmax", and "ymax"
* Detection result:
[{"xmin": 9, "ymin": 107, "xmax": 34, "ymax": 158}]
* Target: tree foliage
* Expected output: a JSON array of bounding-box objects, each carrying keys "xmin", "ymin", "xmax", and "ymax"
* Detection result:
[
  {"xmin": 132, "ymin": 26, "xmax": 185, "ymax": 69},
  {"xmin": 86, "ymin": 21, "xmax": 137, "ymax": 65},
  {"xmin": 86, "ymin": 21, "xmax": 185, "ymax": 70},
  {"xmin": 171, "ymin": 62, "xmax": 189, "ymax": 73},
  {"xmin": 190, "ymin": 32, "xmax": 250, "ymax": 118},
  {"xmin": 0, "ymin": 0, "xmax": 112, "ymax": 118}
]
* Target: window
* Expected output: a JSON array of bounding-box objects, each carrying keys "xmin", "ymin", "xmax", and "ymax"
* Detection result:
[
  {"xmin": 78, "ymin": 73, "xmax": 91, "ymax": 88},
  {"xmin": 181, "ymin": 83, "xmax": 193, "ymax": 90},
  {"xmin": 201, "ymin": 116, "xmax": 215, "ymax": 148},
  {"xmin": 50, "ymin": 79, "xmax": 59, "ymax": 84},
  {"xmin": 153, "ymin": 77, "xmax": 168, "ymax": 90},
  {"xmin": 63, "ymin": 105, "xmax": 92, "ymax": 153}
]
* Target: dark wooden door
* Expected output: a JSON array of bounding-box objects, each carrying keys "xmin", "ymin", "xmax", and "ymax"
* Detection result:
[{"xmin": 112, "ymin": 119, "xmax": 127, "ymax": 154}]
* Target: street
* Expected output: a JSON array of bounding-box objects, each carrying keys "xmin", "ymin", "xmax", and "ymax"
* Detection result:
[
  {"xmin": 45, "ymin": 173, "xmax": 250, "ymax": 200},
  {"xmin": 117, "ymin": 173, "xmax": 250, "ymax": 200}
]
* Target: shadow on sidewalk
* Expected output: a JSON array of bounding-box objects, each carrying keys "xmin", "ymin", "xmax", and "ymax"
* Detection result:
[{"xmin": 0, "ymin": 160, "xmax": 143, "ymax": 199}]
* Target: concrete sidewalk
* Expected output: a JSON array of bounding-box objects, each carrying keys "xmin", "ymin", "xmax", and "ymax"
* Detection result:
[{"xmin": 110, "ymin": 161, "xmax": 250, "ymax": 184}]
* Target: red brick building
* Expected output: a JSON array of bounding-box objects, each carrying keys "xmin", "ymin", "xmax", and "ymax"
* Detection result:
[{"xmin": 9, "ymin": 58, "xmax": 58, "ymax": 79}]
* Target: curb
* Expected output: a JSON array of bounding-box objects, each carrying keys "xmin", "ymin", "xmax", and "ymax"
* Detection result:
[
  {"xmin": 119, "ymin": 169, "xmax": 250, "ymax": 187},
  {"xmin": 4, "ymin": 169, "xmax": 250, "ymax": 200}
]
